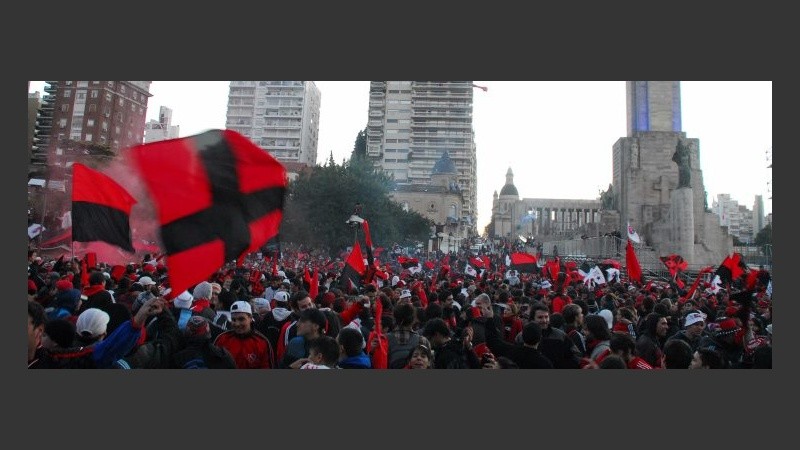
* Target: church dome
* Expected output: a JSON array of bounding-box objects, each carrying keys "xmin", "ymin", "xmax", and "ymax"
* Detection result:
[
  {"xmin": 499, "ymin": 184, "xmax": 518, "ymax": 196},
  {"xmin": 431, "ymin": 151, "xmax": 457, "ymax": 175}
]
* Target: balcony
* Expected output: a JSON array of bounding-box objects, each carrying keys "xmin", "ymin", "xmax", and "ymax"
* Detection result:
[
  {"xmin": 368, "ymin": 110, "xmax": 384, "ymax": 117},
  {"xmin": 369, "ymin": 99, "xmax": 385, "ymax": 108}
]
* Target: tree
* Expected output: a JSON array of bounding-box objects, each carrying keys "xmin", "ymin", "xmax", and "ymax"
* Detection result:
[
  {"xmin": 754, "ymin": 223, "xmax": 772, "ymax": 251},
  {"xmin": 281, "ymin": 149, "xmax": 432, "ymax": 252},
  {"xmin": 350, "ymin": 128, "xmax": 367, "ymax": 161}
]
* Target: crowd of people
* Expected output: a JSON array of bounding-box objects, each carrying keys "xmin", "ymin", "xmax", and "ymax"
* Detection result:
[{"xmin": 27, "ymin": 241, "xmax": 772, "ymax": 369}]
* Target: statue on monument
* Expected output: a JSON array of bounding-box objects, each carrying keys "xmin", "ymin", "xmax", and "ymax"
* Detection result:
[
  {"xmin": 672, "ymin": 138, "xmax": 692, "ymax": 188},
  {"xmin": 599, "ymin": 183, "xmax": 614, "ymax": 210}
]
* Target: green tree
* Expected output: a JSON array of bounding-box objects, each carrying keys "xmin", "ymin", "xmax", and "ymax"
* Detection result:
[
  {"xmin": 281, "ymin": 147, "xmax": 432, "ymax": 252},
  {"xmin": 754, "ymin": 223, "xmax": 772, "ymax": 251},
  {"xmin": 351, "ymin": 128, "xmax": 367, "ymax": 161}
]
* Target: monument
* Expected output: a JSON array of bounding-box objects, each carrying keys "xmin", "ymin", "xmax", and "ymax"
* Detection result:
[{"xmin": 611, "ymin": 81, "xmax": 732, "ymax": 266}]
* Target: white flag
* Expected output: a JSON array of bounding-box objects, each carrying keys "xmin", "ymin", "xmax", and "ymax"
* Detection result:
[
  {"xmin": 465, "ymin": 264, "xmax": 478, "ymax": 278},
  {"xmin": 627, "ymin": 222, "xmax": 641, "ymax": 244},
  {"xmin": 766, "ymin": 280, "xmax": 772, "ymax": 298},
  {"xmin": 28, "ymin": 223, "xmax": 45, "ymax": 239},
  {"xmin": 409, "ymin": 263, "xmax": 422, "ymax": 275},
  {"xmin": 588, "ymin": 266, "xmax": 607, "ymax": 285},
  {"xmin": 505, "ymin": 254, "xmax": 511, "ymax": 267},
  {"xmin": 606, "ymin": 267, "xmax": 621, "ymax": 283}
]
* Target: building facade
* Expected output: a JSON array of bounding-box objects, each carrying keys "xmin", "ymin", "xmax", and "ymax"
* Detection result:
[
  {"xmin": 37, "ymin": 81, "xmax": 152, "ymax": 156},
  {"xmin": 225, "ymin": 81, "xmax": 321, "ymax": 167},
  {"xmin": 144, "ymin": 106, "xmax": 180, "ymax": 143},
  {"xmin": 713, "ymin": 193, "xmax": 761, "ymax": 243},
  {"xmin": 491, "ymin": 168, "xmax": 603, "ymax": 240},
  {"xmin": 388, "ymin": 151, "xmax": 464, "ymax": 252},
  {"xmin": 365, "ymin": 81, "xmax": 477, "ymax": 234}
]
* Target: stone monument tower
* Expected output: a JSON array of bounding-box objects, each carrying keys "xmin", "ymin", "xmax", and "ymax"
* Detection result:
[{"xmin": 611, "ymin": 81, "xmax": 731, "ymax": 265}]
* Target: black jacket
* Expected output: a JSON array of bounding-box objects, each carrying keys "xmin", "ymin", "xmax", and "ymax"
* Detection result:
[{"xmin": 485, "ymin": 319, "xmax": 554, "ymax": 369}]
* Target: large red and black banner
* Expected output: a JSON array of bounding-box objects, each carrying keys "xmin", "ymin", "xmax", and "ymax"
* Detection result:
[
  {"xmin": 71, "ymin": 163, "xmax": 137, "ymax": 252},
  {"xmin": 131, "ymin": 130, "xmax": 286, "ymax": 296},
  {"xmin": 510, "ymin": 252, "xmax": 538, "ymax": 274}
]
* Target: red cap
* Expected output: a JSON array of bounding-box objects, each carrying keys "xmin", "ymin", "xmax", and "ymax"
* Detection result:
[{"xmin": 56, "ymin": 280, "xmax": 73, "ymax": 291}]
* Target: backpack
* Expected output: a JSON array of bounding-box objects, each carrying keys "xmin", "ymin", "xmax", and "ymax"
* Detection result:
[{"xmin": 387, "ymin": 332, "xmax": 421, "ymax": 369}]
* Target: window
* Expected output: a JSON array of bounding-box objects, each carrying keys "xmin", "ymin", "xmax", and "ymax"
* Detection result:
[
  {"xmin": 120, "ymin": 85, "xmax": 126, "ymax": 93},
  {"xmin": 59, "ymin": 118, "xmax": 67, "ymax": 128},
  {"xmin": 102, "ymin": 122, "xmax": 108, "ymax": 131},
  {"xmin": 85, "ymin": 133, "xmax": 92, "ymax": 141},
  {"xmin": 64, "ymin": 90, "xmax": 71, "ymax": 98},
  {"xmin": 77, "ymin": 81, "xmax": 88, "ymax": 87},
  {"xmin": 87, "ymin": 119, "xmax": 94, "ymax": 127},
  {"xmin": 92, "ymin": 81, "xmax": 99, "ymax": 85},
  {"xmin": 61, "ymin": 104, "xmax": 69, "ymax": 112},
  {"xmin": 65, "ymin": 81, "xmax": 73, "ymax": 85},
  {"xmin": 107, "ymin": 81, "xmax": 114, "ymax": 87},
  {"xmin": 88, "ymin": 104, "xmax": 96, "ymax": 113},
  {"xmin": 77, "ymin": 92, "xmax": 86, "ymax": 100},
  {"xmin": 130, "ymin": 103, "xmax": 135, "ymax": 111},
  {"xmin": 105, "ymin": 92, "xmax": 112, "ymax": 101},
  {"xmin": 91, "ymin": 90, "xmax": 99, "ymax": 98},
  {"xmin": 118, "ymin": 98, "xmax": 124, "ymax": 106}
]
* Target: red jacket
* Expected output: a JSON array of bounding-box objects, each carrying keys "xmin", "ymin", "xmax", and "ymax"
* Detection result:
[{"xmin": 214, "ymin": 330, "xmax": 274, "ymax": 369}]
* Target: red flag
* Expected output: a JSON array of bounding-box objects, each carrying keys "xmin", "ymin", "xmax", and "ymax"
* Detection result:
[
  {"xmin": 84, "ymin": 252, "xmax": 97, "ymax": 269},
  {"xmin": 368, "ymin": 298, "xmax": 388, "ymax": 369},
  {"xmin": 660, "ymin": 254, "xmax": 688, "ymax": 278},
  {"xmin": 130, "ymin": 130, "xmax": 286, "ymax": 296},
  {"xmin": 71, "ymin": 163, "xmax": 137, "ymax": 252},
  {"xmin": 626, "ymin": 240, "xmax": 642, "ymax": 284},
  {"xmin": 110, "ymin": 264, "xmax": 126, "ymax": 282}
]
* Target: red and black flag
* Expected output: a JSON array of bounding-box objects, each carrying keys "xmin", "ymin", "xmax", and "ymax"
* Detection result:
[
  {"xmin": 398, "ymin": 256, "xmax": 419, "ymax": 269},
  {"xmin": 130, "ymin": 130, "xmax": 287, "ymax": 296},
  {"xmin": 71, "ymin": 163, "xmax": 137, "ymax": 253},
  {"xmin": 715, "ymin": 253, "xmax": 748, "ymax": 285},
  {"xmin": 510, "ymin": 252, "xmax": 538, "ymax": 274},
  {"xmin": 341, "ymin": 241, "xmax": 366, "ymax": 293},
  {"xmin": 660, "ymin": 254, "xmax": 688, "ymax": 278}
]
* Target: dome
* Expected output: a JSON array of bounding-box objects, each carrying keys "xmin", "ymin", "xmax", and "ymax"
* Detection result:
[
  {"xmin": 431, "ymin": 151, "xmax": 457, "ymax": 175},
  {"xmin": 499, "ymin": 184, "xmax": 518, "ymax": 196}
]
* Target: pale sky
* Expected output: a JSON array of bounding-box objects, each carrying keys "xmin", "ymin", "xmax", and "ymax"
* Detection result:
[{"xmin": 29, "ymin": 81, "xmax": 772, "ymax": 233}]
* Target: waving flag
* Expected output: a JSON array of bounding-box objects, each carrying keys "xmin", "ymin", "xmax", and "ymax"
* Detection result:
[
  {"xmin": 341, "ymin": 241, "xmax": 367, "ymax": 293},
  {"xmin": 71, "ymin": 163, "xmax": 137, "ymax": 252},
  {"xmin": 626, "ymin": 240, "xmax": 642, "ymax": 284},
  {"xmin": 606, "ymin": 267, "xmax": 621, "ymax": 283},
  {"xmin": 465, "ymin": 264, "xmax": 478, "ymax": 278},
  {"xmin": 510, "ymin": 252, "xmax": 538, "ymax": 274},
  {"xmin": 715, "ymin": 253, "xmax": 748, "ymax": 284},
  {"xmin": 130, "ymin": 130, "xmax": 286, "ymax": 296}
]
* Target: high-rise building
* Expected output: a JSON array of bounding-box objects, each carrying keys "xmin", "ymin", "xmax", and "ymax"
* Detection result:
[
  {"xmin": 365, "ymin": 81, "xmax": 477, "ymax": 233},
  {"xmin": 225, "ymin": 81, "xmax": 321, "ymax": 167},
  {"xmin": 38, "ymin": 81, "xmax": 152, "ymax": 156},
  {"xmin": 28, "ymin": 92, "xmax": 45, "ymax": 178},
  {"xmin": 713, "ymin": 193, "xmax": 756, "ymax": 243},
  {"xmin": 753, "ymin": 194, "xmax": 765, "ymax": 236},
  {"xmin": 144, "ymin": 106, "xmax": 180, "ymax": 143}
]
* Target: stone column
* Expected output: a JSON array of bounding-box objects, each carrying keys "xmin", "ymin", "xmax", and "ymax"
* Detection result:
[{"xmin": 671, "ymin": 187, "xmax": 694, "ymax": 264}]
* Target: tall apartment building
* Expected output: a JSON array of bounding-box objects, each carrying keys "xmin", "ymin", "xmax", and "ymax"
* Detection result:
[
  {"xmin": 144, "ymin": 106, "xmax": 180, "ymax": 143},
  {"xmin": 753, "ymin": 194, "xmax": 765, "ymax": 235},
  {"xmin": 365, "ymin": 81, "xmax": 477, "ymax": 232},
  {"xmin": 28, "ymin": 92, "xmax": 45, "ymax": 178},
  {"xmin": 713, "ymin": 193, "xmax": 758, "ymax": 243},
  {"xmin": 37, "ymin": 81, "xmax": 152, "ymax": 157},
  {"xmin": 225, "ymin": 81, "xmax": 321, "ymax": 167}
]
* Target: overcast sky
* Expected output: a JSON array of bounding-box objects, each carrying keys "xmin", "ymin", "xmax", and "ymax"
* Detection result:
[{"xmin": 29, "ymin": 81, "xmax": 772, "ymax": 232}]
